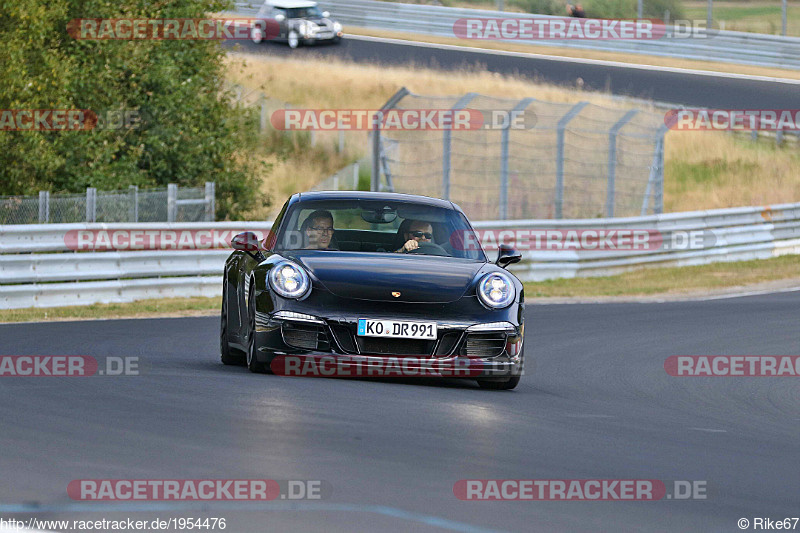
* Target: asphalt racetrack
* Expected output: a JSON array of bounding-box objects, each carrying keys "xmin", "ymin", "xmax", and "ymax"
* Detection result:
[
  {"xmin": 231, "ymin": 35, "xmax": 800, "ymax": 108},
  {"xmin": 1, "ymin": 292, "xmax": 798, "ymax": 532}
]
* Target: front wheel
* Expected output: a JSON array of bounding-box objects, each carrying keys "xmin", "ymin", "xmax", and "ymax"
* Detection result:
[
  {"xmin": 246, "ymin": 284, "xmax": 269, "ymax": 374},
  {"xmin": 287, "ymin": 31, "xmax": 300, "ymax": 49},
  {"xmin": 220, "ymin": 284, "xmax": 245, "ymax": 366}
]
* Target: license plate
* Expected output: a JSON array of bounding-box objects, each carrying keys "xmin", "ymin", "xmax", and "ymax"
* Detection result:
[{"xmin": 357, "ymin": 319, "xmax": 436, "ymax": 340}]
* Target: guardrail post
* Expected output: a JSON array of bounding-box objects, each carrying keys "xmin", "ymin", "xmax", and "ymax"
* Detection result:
[
  {"xmin": 259, "ymin": 94, "xmax": 268, "ymax": 132},
  {"xmin": 443, "ymin": 93, "xmax": 478, "ymax": 201},
  {"xmin": 606, "ymin": 109, "xmax": 639, "ymax": 218},
  {"xmin": 85, "ymin": 187, "xmax": 97, "ymax": 223},
  {"xmin": 204, "ymin": 182, "xmax": 215, "ymax": 222},
  {"xmin": 637, "ymin": 0, "xmax": 643, "ymax": 19},
  {"xmin": 655, "ymin": 131, "xmax": 666, "ymax": 214},
  {"xmin": 555, "ymin": 101, "xmax": 588, "ymax": 219},
  {"xmin": 167, "ymin": 184, "xmax": 177, "ymax": 223},
  {"xmin": 707, "ymin": 0, "xmax": 713, "ymax": 30},
  {"xmin": 353, "ymin": 162, "xmax": 360, "ymax": 189},
  {"xmin": 338, "ymin": 122, "xmax": 345, "ymax": 153},
  {"xmin": 38, "ymin": 191, "xmax": 49, "ymax": 224},
  {"xmin": 500, "ymin": 97, "xmax": 534, "ymax": 220},
  {"xmin": 129, "ymin": 185, "xmax": 138, "ymax": 222},
  {"xmin": 776, "ymin": 130, "xmax": 784, "ymax": 145}
]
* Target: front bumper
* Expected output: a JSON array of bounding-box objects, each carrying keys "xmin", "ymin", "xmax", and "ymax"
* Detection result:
[{"xmin": 253, "ymin": 311, "xmax": 524, "ymax": 379}]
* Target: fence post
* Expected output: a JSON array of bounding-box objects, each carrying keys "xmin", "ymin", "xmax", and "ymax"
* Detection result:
[
  {"xmin": 38, "ymin": 191, "xmax": 49, "ymax": 224},
  {"xmin": 371, "ymin": 119, "xmax": 381, "ymax": 192},
  {"xmin": 372, "ymin": 88, "xmax": 410, "ymax": 192},
  {"xmin": 500, "ymin": 98, "xmax": 534, "ymax": 220},
  {"xmin": 782, "ymin": 0, "xmax": 787, "ymax": 36},
  {"xmin": 338, "ymin": 126, "xmax": 345, "ymax": 154},
  {"xmin": 167, "ymin": 184, "xmax": 177, "ymax": 223},
  {"xmin": 640, "ymin": 125, "xmax": 669, "ymax": 216},
  {"xmin": 259, "ymin": 94, "xmax": 268, "ymax": 132},
  {"xmin": 354, "ymin": 162, "xmax": 360, "ymax": 190},
  {"xmin": 555, "ymin": 101, "xmax": 588, "ymax": 219},
  {"xmin": 129, "ymin": 185, "xmax": 138, "ymax": 222},
  {"xmin": 204, "ymin": 182, "xmax": 215, "ymax": 222},
  {"xmin": 443, "ymin": 93, "xmax": 478, "ymax": 201},
  {"xmin": 607, "ymin": 109, "xmax": 639, "ymax": 218},
  {"xmin": 86, "ymin": 187, "xmax": 97, "ymax": 223}
]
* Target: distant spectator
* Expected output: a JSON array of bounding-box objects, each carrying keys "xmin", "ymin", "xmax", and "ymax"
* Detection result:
[{"xmin": 567, "ymin": 3, "xmax": 586, "ymax": 17}]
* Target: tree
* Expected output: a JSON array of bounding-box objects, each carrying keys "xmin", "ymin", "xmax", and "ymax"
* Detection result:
[{"xmin": 0, "ymin": 0, "xmax": 260, "ymax": 218}]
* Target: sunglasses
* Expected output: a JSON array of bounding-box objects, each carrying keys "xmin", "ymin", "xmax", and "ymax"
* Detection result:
[{"xmin": 408, "ymin": 230, "xmax": 433, "ymax": 239}]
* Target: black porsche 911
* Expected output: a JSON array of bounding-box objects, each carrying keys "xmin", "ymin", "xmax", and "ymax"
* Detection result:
[{"xmin": 220, "ymin": 191, "xmax": 525, "ymax": 390}]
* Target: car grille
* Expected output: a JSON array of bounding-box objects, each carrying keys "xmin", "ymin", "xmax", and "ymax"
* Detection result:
[
  {"xmin": 281, "ymin": 323, "xmax": 330, "ymax": 351},
  {"xmin": 462, "ymin": 333, "xmax": 506, "ymax": 358},
  {"xmin": 355, "ymin": 337, "xmax": 435, "ymax": 356}
]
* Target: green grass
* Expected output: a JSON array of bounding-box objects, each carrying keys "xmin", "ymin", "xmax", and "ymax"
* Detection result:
[{"xmin": 524, "ymin": 254, "xmax": 800, "ymax": 298}]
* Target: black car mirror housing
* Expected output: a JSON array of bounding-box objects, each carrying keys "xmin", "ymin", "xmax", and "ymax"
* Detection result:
[{"xmin": 496, "ymin": 244, "xmax": 522, "ymax": 269}]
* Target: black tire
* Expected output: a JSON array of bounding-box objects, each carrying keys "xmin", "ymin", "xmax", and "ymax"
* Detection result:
[
  {"xmin": 220, "ymin": 284, "xmax": 245, "ymax": 366},
  {"xmin": 246, "ymin": 283, "xmax": 270, "ymax": 374},
  {"xmin": 477, "ymin": 375, "xmax": 520, "ymax": 390}
]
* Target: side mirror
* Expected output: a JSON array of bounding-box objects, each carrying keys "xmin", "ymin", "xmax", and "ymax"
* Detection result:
[
  {"xmin": 496, "ymin": 243, "xmax": 521, "ymax": 269},
  {"xmin": 232, "ymin": 232, "xmax": 265, "ymax": 262},
  {"xmin": 274, "ymin": 13, "xmax": 285, "ymax": 22},
  {"xmin": 322, "ymin": 11, "xmax": 330, "ymax": 18}
]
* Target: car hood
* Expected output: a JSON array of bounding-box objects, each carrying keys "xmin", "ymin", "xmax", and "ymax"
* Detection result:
[{"xmin": 288, "ymin": 251, "xmax": 484, "ymax": 303}]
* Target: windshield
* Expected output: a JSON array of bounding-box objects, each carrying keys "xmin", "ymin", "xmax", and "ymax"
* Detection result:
[
  {"xmin": 274, "ymin": 199, "xmax": 486, "ymax": 261},
  {"xmin": 285, "ymin": 7, "xmax": 323, "ymax": 18}
]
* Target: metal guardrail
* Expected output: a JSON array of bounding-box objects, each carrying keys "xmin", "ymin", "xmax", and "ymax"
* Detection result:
[
  {"xmin": 233, "ymin": 0, "xmax": 800, "ymax": 69},
  {"xmin": 2, "ymin": 202, "xmax": 800, "ymax": 308}
]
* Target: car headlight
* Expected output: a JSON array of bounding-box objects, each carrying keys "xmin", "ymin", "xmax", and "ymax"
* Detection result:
[
  {"xmin": 477, "ymin": 272, "xmax": 515, "ymax": 309},
  {"xmin": 333, "ymin": 21, "xmax": 342, "ymax": 32},
  {"xmin": 269, "ymin": 261, "xmax": 311, "ymax": 299}
]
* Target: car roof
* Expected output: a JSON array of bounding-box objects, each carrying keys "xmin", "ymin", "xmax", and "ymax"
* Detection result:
[
  {"xmin": 294, "ymin": 191, "xmax": 456, "ymax": 210},
  {"xmin": 265, "ymin": 0, "xmax": 318, "ymax": 8}
]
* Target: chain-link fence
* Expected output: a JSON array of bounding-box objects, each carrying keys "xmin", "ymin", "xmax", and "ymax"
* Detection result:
[
  {"xmin": 0, "ymin": 183, "xmax": 215, "ymax": 225},
  {"xmin": 371, "ymin": 89, "xmax": 667, "ymax": 220}
]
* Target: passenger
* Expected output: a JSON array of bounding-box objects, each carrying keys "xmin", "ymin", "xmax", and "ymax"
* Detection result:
[{"xmin": 301, "ymin": 210, "xmax": 335, "ymax": 250}]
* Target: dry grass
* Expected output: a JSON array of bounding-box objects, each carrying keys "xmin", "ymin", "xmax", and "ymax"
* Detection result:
[{"xmin": 226, "ymin": 52, "xmax": 800, "ymax": 215}]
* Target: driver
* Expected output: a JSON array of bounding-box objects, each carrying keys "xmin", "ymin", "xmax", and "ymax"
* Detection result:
[{"xmin": 395, "ymin": 220, "xmax": 434, "ymax": 253}]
